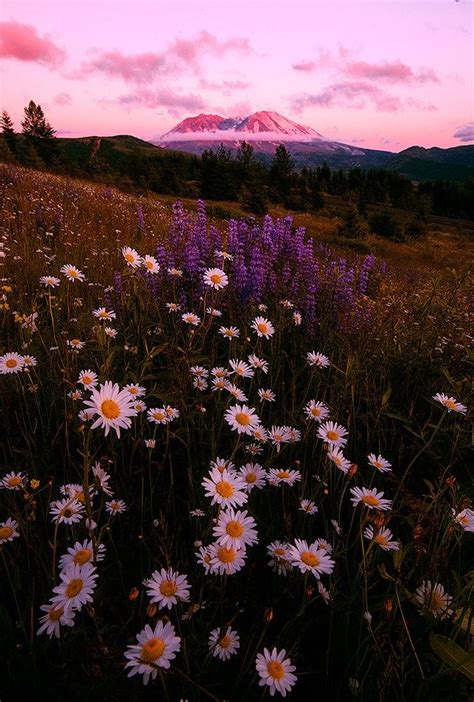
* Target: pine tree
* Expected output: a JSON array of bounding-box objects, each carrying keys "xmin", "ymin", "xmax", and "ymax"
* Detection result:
[
  {"xmin": 269, "ymin": 144, "xmax": 294, "ymax": 204},
  {"xmin": 21, "ymin": 101, "xmax": 58, "ymax": 167},
  {"xmin": 1, "ymin": 110, "xmax": 17, "ymax": 155}
]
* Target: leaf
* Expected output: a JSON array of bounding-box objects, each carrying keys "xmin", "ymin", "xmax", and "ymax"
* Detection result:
[
  {"xmin": 381, "ymin": 387, "xmax": 391, "ymax": 408},
  {"xmin": 430, "ymin": 633, "xmax": 474, "ymax": 681}
]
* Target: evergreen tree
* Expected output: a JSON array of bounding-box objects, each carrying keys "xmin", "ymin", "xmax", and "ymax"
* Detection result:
[
  {"xmin": 21, "ymin": 101, "xmax": 58, "ymax": 166},
  {"xmin": 1, "ymin": 110, "xmax": 17, "ymax": 156},
  {"xmin": 269, "ymin": 144, "xmax": 294, "ymax": 204},
  {"xmin": 338, "ymin": 204, "xmax": 369, "ymax": 239}
]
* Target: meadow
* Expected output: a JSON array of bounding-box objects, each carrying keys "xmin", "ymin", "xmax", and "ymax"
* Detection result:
[{"xmin": 0, "ymin": 164, "xmax": 472, "ymax": 701}]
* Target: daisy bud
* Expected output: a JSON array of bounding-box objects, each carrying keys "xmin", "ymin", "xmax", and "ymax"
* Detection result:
[
  {"xmin": 445, "ymin": 475, "xmax": 456, "ymax": 488},
  {"xmin": 146, "ymin": 603, "xmax": 157, "ymax": 618},
  {"xmin": 348, "ymin": 464, "xmax": 358, "ymax": 477},
  {"xmin": 129, "ymin": 587, "xmax": 139, "ymax": 601},
  {"xmin": 30, "ymin": 479, "xmax": 40, "ymax": 489},
  {"xmin": 384, "ymin": 598, "xmax": 393, "ymax": 614},
  {"xmin": 263, "ymin": 607, "xmax": 273, "ymax": 623},
  {"xmin": 363, "ymin": 611, "xmax": 372, "ymax": 627},
  {"xmin": 306, "ymin": 586, "xmax": 315, "ymax": 599}
]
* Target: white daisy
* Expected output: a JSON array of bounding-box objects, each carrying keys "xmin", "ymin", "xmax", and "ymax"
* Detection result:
[
  {"xmin": 317, "ymin": 421, "xmax": 348, "ymax": 448},
  {"xmin": 0, "ymin": 352, "xmax": 24, "ymax": 374},
  {"xmin": 124, "ymin": 621, "xmax": 181, "ymax": 684},
  {"xmin": 203, "ymin": 267, "xmax": 229, "ymax": 290},
  {"xmin": 92, "ymin": 307, "xmax": 116, "ymax": 321},
  {"xmin": 124, "ymin": 383, "xmax": 146, "ymax": 398},
  {"xmin": 289, "ymin": 539, "xmax": 335, "ymax": 579},
  {"xmin": 147, "ymin": 407, "xmax": 170, "ymax": 424},
  {"xmin": 267, "ymin": 541, "xmax": 292, "ymax": 576},
  {"xmin": 268, "ymin": 468, "xmax": 301, "ymax": 487},
  {"xmin": 201, "ymin": 467, "xmax": 248, "ymax": 508},
  {"xmin": 105, "ymin": 499, "xmax": 127, "ymax": 515},
  {"xmin": 414, "ymin": 580, "xmax": 454, "ymax": 619},
  {"xmin": 181, "ymin": 312, "xmax": 201, "ymax": 326},
  {"xmin": 299, "ymin": 499, "xmax": 318, "ymax": 515},
  {"xmin": 364, "ymin": 525, "xmax": 400, "ymax": 551},
  {"xmin": 239, "ymin": 463, "xmax": 267, "ymax": 491},
  {"xmin": 145, "ymin": 567, "xmax": 191, "ymax": 610},
  {"xmin": 306, "ymin": 351, "xmax": 330, "ymax": 368},
  {"xmin": 60, "ymin": 264, "xmax": 85, "ymax": 282},
  {"xmin": 433, "ymin": 393, "xmax": 467, "ymax": 415},
  {"xmin": 78, "ymin": 369, "xmax": 98, "ymax": 388},
  {"xmin": 37, "ymin": 601, "xmax": 76, "ymax": 638},
  {"xmin": 49, "ymin": 498, "xmax": 84, "ymax": 525},
  {"xmin": 209, "ymin": 542, "xmax": 247, "ymax": 575},
  {"xmin": 51, "ymin": 562, "xmax": 98, "ymax": 611},
  {"xmin": 251, "ymin": 316, "xmax": 275, "ymax": 339},
  {"xmin": 229, "ymin": 358, "xmax": 254, "ymax": 379},
  {"xmin": 248, "ymin": 355, "xmax": 269, "ymax": 373},
  {"xmin": 209, "ymin": 626, "xmax": 240, "ymax": 661},
  {"xmin": 0, "ymin": 517, "xmax": 19, "ymax": 544},
  {"xmin": 83, "ymin": 381, "xmax": 138, "ymax": 438},
  {"xmin": 40, "ymin": 275, "xmax": 60, "ymax": 288},
  {"xmin": 219, "ymin": 325, "xmax": 240, "ymax": 339},
  {"xmin": 121, "ymin": 246, "xmax": 142, "ymax": 268},
  {"xmin": 213, "ymin": 508, "xmax": 258, "ymax": 550},
  {"xmin": 453, "ymin": 508, "xmax": 474, "ymax": 532},
  {"xmin": 143, "ymin": 255, "xmax": 160, "ymax": 274},
  {"xmin": 1, "ymin": 470, "xmax": 26, "ymax": 490},
  {"xmin": 350, "ymin": 487, "xmax": 392, "ymax": 511},
  {"xmin": 368, "ymin": 453, "xmax": 392, "ymax": 473},
  {"xmin": 258, "ymin": 388, "xmax": 276, "ymax": 402},
  {"xmin": 224, "ymin": 404, "xmax": 261, "ymax": 436},
  {"xmin": 256, "ymin": 647, "xmax": 297, "ymax": 698},
  {"xmin": 304, "ymin": 400, "xmax": 330, "ymax": 422},
  {"xmin": 327, "ymin": 448, "xmax": 351, "ymax": 474},
  {"xmin": 92, "ymin": 463, "xmax": 114, "ymax": 496}
]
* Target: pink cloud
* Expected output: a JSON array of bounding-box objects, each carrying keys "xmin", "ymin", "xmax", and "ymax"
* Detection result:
[
  {"xmin": 116, "ymin": 88, "xmax": 205, "ymax": 111},
  {"xmin": 0, "ymin": 20, "xmax": 65, "ymax": 66},
  {"xmin": 345, "ymin": 60, "xmax": 439, "ymax": 84},
  {"xmin": 77, "ymin": 31, "xmax": 252, "ymax": 83},
  {"xmin": 199, "ymin": 79, "xmax": 250, "ymax": 91},
  {"xmin": 292, "ymin": 61, "xmax": 316, "ymax": 72},
  {"xmin": 54, "ymin": 92, "xmax": 72, "ymax": 106},
  {"xmin": 291, "ymin": 82, "xmax": 403, "ymax": 112}
]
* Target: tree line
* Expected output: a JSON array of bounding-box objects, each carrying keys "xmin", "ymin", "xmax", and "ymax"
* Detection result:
[{"xmin": 1, "ymin": 102, "xmax": 473, "ymax": 227}]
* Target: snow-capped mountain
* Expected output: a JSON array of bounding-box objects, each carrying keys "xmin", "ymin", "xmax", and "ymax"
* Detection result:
[{"xmin": 161, "ymin": 110, "xmax": 321, "ymax": 141}]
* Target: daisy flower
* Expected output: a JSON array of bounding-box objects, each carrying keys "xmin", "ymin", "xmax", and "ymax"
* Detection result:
[
  {"xmin": 124, "ymin": 621, "xmax": 181, "ymax": 684},
  {"xmin": 350, "ymin": 487, "xmax": 392, "ymax": 511},
  {"xmin": 219, "ymin": 326, "xmax": 240, "ymax": 339},
  {"xmin": 268, "ymin": 468, "xmax": 302, "ymax": 487},
  {"xmin": 213, "ymin": 508, "xmax": 258, "ymax": 550},
  {"xmin": 83, "ymin": 381, "xmax": 138, "ymax": 438},
  {"xmin": 0, "ymin": 518, "xmax": 19, "ymax": 544},
  {"xmin": 258, "ymin": 388, "xmax": 276, "ymax": 402},
  {"xmin": 60, "ymin": 264, "xmax": 85, "ymax": 282},
  {"xmin": 433, "ymin": 393, "xmax": 467, "ymax": 415},
  {"xmin": 133, "ymin": 400, "xmax": 147, "ymax": 413},
  {"xmin": 37, "ymin": 602, "xmax": 76, "ymax": 638},
  {"xmin": 210, "ymin": 457, "xmax": 236, "ymax": 475},
  {"xmin": 209, "ymin": 627, "xmax": 240, "ymax": 661},
  {"xmin": 22, "ymin": 354, "xmax": 38, "ymax": 368},
  {"xmin": 285, "ymin": 426, "xmax": 301, "ymax": 443},
  {"xmin": 50, "ymin": 498, "xmax": 84, "ymax": 525},
  {"xmin": 1, "ymin": 470, "xmax": 26, "ymax": 490},
  {"xmin": 267, "ymin": 541, "xmax": 293, "ymax": 576},
  {"xmin": 193, "ymin": 376, "xmax": 208, "ymax": 391},
  {"xmin": 225, "ymin": 383, "xmax": 248, "ymax": 402},
  {"xmin": 215, "ymin": 250, "xmax": 233, "ymax": 260},
  {"xmin": 181, "ymin": 312, "xmax": 201, "ymax": 326},
  {"xmin": 78, "ymin": 409, "xmax": 95, "ymax": 422},
  {"xmin": 225, "ymin": 404, "xmax": 261, "ymax": 436},
  {"xmin": 0, "ymin": 352, "xmax": 24, "ymax": 374},
  {"xmin": 299, "ymin": 499, "xmax": 318, "ymax": 515},
  {"xmin": 122, "ymin": 246, "xmax": 142, "ymax": 268},
  {"xmin": 209, "ymin": 543, "xmax": 247, "ymax": 575},
  {"xmin": 317, "ymin": 421, "xmax": 348, "ymax": 448},
  {"xmin": 124, "ymin": 383, "xmax": 146, "ymax": 398},
  {"xmin": 165, "ymin": 405, "xmax": 179, "ymax": 421},
  {"xmin": 166, "ymin": 302, "xmax": 180, "ymax": 313},
  {"xmin": 306, "ymin": 351, "xmax": 330, "ymax": 368},
  {"xmin": 167, "ymin": 267, "xmax": 183, "ymax": 277},
  {"xmin": 40, "ymin": 275, "xmax": 60, "ymax": 288},
  {"xmin": 253, "ymin": 426, "xmax": 269, "ymax": 443},
  {"xmin": 289, "ymin": 539, "xmax": 335, "ymax": 579},
  {"xmin": 203, "ymin": 267, "xmax": 229, "ymax": 290},
  {"xmin": 202, "ymin": 467, "xmax": 248, "ymax": 508},
  {"xmin": 195, "ymin": 545, "xmax": 213, "ymax": 573},
  {"xmin": 304, "ymin": 400, "xmax": 330, "ymax": 422},
  {"xmin": 327, "ymin": 448, "xmax": 351, "ymax": 474},
  {"xmin": 67, "ymin": 339, "xmax": 85, "ymax": 351},
  {"xmin": 78, "ymin": 369, "xmax": 98, "ymax": 388},
  {"xmin": 229, "ymin": 358, "xmax": 254, "ymax": 379},
  {"xmin": 211, "ymin": 366, "xmax": 229, "ymax": 378},
  {"xmin": 248, "ymin": 355, "xmax": 269, "ymax": 373},
  {"xmin": 92, "ymin": 463, "xmax": 113, "ymax": 496},
  {"xmin": 293, "ymin": 312, "xmax": 302, "ymax": 325},
  {"xmin": 268, "ymin": 426, "xmax": 292, "ymax": 451},
  {"xmin": 318, "ymin": 582, "xmax": 331, "ymax": 603},
  {"xmin": 251, "ymin": 316, "xmax": 275, "ymax": 339},
  {"xmin": 92, "ymin": 307, "xmax": 116, "ymax": 321},
  {"xmin": 453, "ymin": 508, "xmax": 474, "ymax": 532},
  {"xmin": 59, "ymin": 539, "xmax": 106, "ymax": 570},
  {"xmin": 51, "ymin": 562, "xmax": 98, "ymax": 611},
  {"xmin": 104, "ymin": 327, "xmax": 117, "ymax": 338},
  {"xmin": 147, "ymin": 407, "xmax": 169, "ymax": 424},
  {"xmin": 368, "ymin": 453, "xmax": 392, "ymax": 473},
  {"xmin": 314, "ymin": 538, "xmax": 332, "ymax": 553},
  {"xmin": 364, "ymin": 525, "xmax": 400, "ymax": 551},
  {"xmin": 256, "ymin": 647, "xmax": 297, "ymax": 698},
  {"xmin": 106, "ymin": 499, "xmax": 127, "ymax": 515},
  {"xmin": 206, "ymin": 307, "xmax": 222, "ymax": 317},
  {"xmin": 144, "ymin": 438, "xmax": 156, "ymax": 448},
  {"xmin": 239, "ymin": 463, "xmax": 267, "ymax": 491},
  {"xmin": 190, "ymin": 365, "xmax": 208, "ymax": 378},
  {"xmin": 145, "ymin": 567, "xmax": 191, "ymax": 610},
  {"xmin": 414, "ymin": 580, "xmax": 454, "ymax": 619},
  {"xmin": 143, "ymin": 255, "xmax": 160, "ymax": 274}
]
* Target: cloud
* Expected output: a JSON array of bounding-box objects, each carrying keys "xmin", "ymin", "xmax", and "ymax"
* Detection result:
[
  {"xmin": 292, "ymin": 50, "xmax": 439, "ymax": 85},
  {"xmin": 453, "ymin": 122, "xmax": 474, "ymax": 142},
  {"xmin": 345, "ymin": 60, "xmax": 439, "ymax": 84},
  {"xmin": 291, "ymin": 82, "xmax": 402, "ymax": 112},
  {"xmin": 54, "ymin": 92, "xmax": 72, "ymax": 106},
  {"xmin": 77, "ymin": 31, "xmax": 252, "ymax": 83},
  {"xmin": 199, "ymin": 79, "xmax": 250, "ymax": 91},
  {"xmin": 116, "ymin": 88, "xmax": 206, "ymax": 111},
  {"xmin": 0, "ymin": 20, "xmax": 65, "ymax": 66}
]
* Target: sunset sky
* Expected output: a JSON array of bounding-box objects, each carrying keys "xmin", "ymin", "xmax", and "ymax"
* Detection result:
[{"xmin": 1, "ymin": 0, "xmax": 472, "ymax": 150}]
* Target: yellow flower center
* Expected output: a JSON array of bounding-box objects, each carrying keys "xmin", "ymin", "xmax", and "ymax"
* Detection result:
[
  {"xmin": 0, "ymin": 526, "xmax": 13, "ymax": 539},
  {"xmin": 274, "ymin": 547, "xmax": 286, "ymax": 557},
  {"xmin": 445, "ymin": 400, "xmax": 457, "ymax": 410},
  {"xmin": 245, "ymin": 472, "xmax": 256, "ymax": 483},
  {"xmin": 362, "ymin": 495, "xmax": 379, "ymax": 507},
  {"xmin": 301, "ymin": 551, "xmax": 320, "ymax": 567},
  {"xmin": 217, "ymin": 546, "xmax": 236, "ymax": 563},
  {"xmin": 101, "ymin": 399, "xmax": 120, "ymax": 419},
  {"xmin": 49, "ymin": 606, "xmax": 64, "ymax": 622},
  {"xmin": 267, "ymin": 660, "xmax": 285, "ymax": 680},
  {"xmin": 61, "ymin": 507, "xmax": 73, "ymax": 518},
  {"xmin": 210, "ymin": 273, "xmax": 222, "ymax": 284},
  {"xmin": 82, "ymin": 376, "xmax": 92, "ymax": 385},
  {"xmin": 7, "ymin": 476, "xmax": 22, "ymax": 487},
  {"xmin": 159, "ymin": 580, "xmax": 177, "ymax": 597},
  {"xmin": 429, "ymin": 592, "xmax": 445, "ymax": 611},
  {"xmin": 73, "ymin": 548, "xmax": 92, "ymax": 565},
  {"xmin": 311, "ymin": 408, "xmax": 321, "ymax": 416},
  {"xmin": 216, "ymin": 481, "xmax": 234, "ymax": 498},
  {"xmin": 235, "ymin": 412, "xmax": 250, "ymax": 426},
  {"xmin": 153, "ymin": 411, "xmax": 165, "ymax": 421},
  {"xmin": 69, "ymin": 270, "xmax": 78, "ymax": 277},
  {"xmin": 145, "ymin": 260, "xmax": 154, "ymax": 269},
  {"xmin": 66, "ymin": 578, "xmax": 84, "ymax": 598},
  {"xmin": 226, "ymin": 520, "xmax": 243, "ymax": 538},
  {"xmin": 71, "ymin": 339, "xmax": 81, "ymax": 346},
  {"xmin": 128, "ymin": 387, "xmax": 138, "ymax": 395},
  {"xmin": 125, "ymin": 253, "xmax": 134, "ymax": 263},
  {"xmin": 257, "ymin": 323, "xmax": 268, "ymax": 333},
  {"xmin": 276, "ymin": 470, "xmax": 290, "ymax": 479},
  {"xmin": 5, "ymin": 359, "xmax": 17, "ymax": 368},
  {"xmin": 326, "ymin": 431, "xmax": 339, "ymax": 441},
  {"xmin": 140, "ymin": 637, "xmax": 166, "ymax": 663},
  {"xmin": 219, "ymin": 634, "xmax": 231, "ymax": 648},
  {"xmin": 98, "ymin": 311, "xmax": 109, "ymax": 317},
  {"xmin": 374, "ymin": 534, "xmax": 388, "ymax": 546}
]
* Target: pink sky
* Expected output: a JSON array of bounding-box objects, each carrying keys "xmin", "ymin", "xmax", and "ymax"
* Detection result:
[{"xmin": 0, "ymin": 0, "xmax": 473, "ymax": 150}]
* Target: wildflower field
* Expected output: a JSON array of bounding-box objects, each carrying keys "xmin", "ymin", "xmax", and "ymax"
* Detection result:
[{"xmin": 0, "ymin": 165, "xmax": 472, "ymax": 701}]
